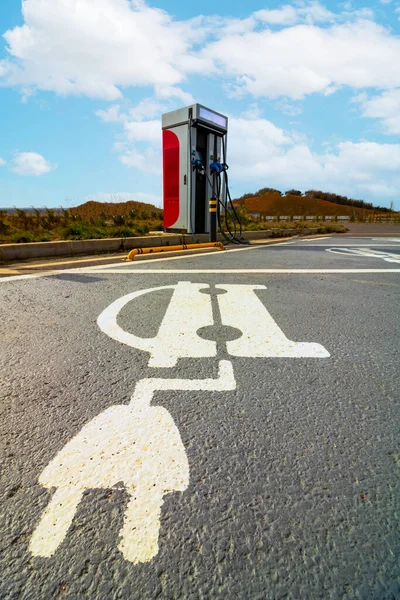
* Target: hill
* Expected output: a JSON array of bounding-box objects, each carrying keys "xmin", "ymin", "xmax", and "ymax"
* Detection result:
[
  {"xmin": 234, "ymin": 192, "xmax": 393, "ymax": 218},
  {"xmin": 69, "ymin": 200, "xmax": 163, "ymax": 220}
]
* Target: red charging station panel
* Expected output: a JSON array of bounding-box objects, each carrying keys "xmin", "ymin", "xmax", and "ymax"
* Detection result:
[{"xmin": 162, "ymin": 130, "xmax": 180, "ymax": 229}]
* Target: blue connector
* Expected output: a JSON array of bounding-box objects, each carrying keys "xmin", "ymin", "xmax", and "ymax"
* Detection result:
[{"xmin": 210, "ymin": 161, "xmax": 224, "ymax": 174}]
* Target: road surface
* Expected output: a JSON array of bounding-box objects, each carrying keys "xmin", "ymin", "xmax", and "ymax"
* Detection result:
[{"xmin": 1, "ymin": 236, "xmax": 399, "ymax": 599}]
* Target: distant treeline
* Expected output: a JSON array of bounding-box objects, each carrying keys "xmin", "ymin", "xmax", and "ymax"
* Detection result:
[{"xmin": 235, "ymin": 188, "xmax": 392, "ymax": 213}]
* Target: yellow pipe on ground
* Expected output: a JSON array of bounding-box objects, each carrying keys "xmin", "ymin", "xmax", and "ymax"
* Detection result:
[{"xmin": 126, "ymin": 242, "xmax": 224, "ymax": 261}]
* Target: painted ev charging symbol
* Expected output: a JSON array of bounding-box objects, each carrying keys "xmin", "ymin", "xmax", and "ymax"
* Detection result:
[
  {"xmin": 97, "ymin": 282, "xmax": 329, "ymax": 364},
  {"xmin": 97, "ymin": 282, "xmax": 216, "ymax": 367},
  {"xmin": 30, "ymin": 282, "xmax": 329, "ymax": 565},
  {"xmin": 30, "ymin": 362, "xmax": 235, "ymax": 564}
]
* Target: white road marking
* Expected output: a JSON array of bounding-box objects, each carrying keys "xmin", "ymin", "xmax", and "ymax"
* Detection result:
[
  {"xmin": 30, "ymin": 277, "xmax": 332, "ymax": 564},
  {"xmin": 327, "ymin": 248, "xmax": 400, "ymax": 263},
  {"xmin": 217, "ymin": 284, "xmax": 329, "ymax": 358},
  {"xmin": 30, "ymin": 361, "xmax": 236, "ymax": 564},
  {"xmin": 274, "ymin": 244, "xmax": 400, "ymax": 247},
  {"xmin": 73, "ymin": 268, "xmax": 400, "ymax": 274},
  {"xmin": 97, "ymin": 282, "xmax": 216, "ymax": 368},
  {"xmin": 0, "ymin": 243, "xmax": 274, "ymax": 283},
  {"xmin": 98, "ymin": 282, "xmax": 330, "ymax": 362},
  {"xmin": 87, "ymin": 242, "xmax": 269, "ymax": 270},
  {"xmin": 301, "ymin": 236, "xmax": 332, "ymax": 241},
  {"xmin": 1, "ymin": 239, "xmax": 400, "ymax": 283},
  {"xmin": 0, "ymin": 273, "xmax": 56, "ymax": 283}
]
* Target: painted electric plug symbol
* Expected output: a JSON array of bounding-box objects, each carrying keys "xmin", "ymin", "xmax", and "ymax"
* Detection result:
[
  {"xmin": 97, "ymin": 282, "xmax": 329, "ymax": 367},
  {"xmin": 30, "ymin": 282, "xmax": 329, "ymax": 565},
  {"xmin": 29, "ymin": 361, "xmax": 236, "ymax": 564}
]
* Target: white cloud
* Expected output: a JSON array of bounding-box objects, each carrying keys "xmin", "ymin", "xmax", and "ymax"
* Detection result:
[
  {"xmin": 88, "ymin": 192, "xmax": 161, "ymax": 206},
  {"xmin": 0, "ymin": 0, "xmax": 207, "ymax": 100},
  {"xmin": 153, "ymin": 85, "xmax": 195, "ymax": 105},
  {"xmin": 225, "ymin": 119, "xmax": 400, "ymax": 208},
  {"xmin": 119, "ymin": 147, "xmax": 161, "ymax": 174},
  {"xmin": 355, "ymin": 89, "xmax": 400, "ymax": 134},
  {"xmin": 0, "ymin": 158, "xmax": 5, "ymax": 166},
  {"xmin": 123, "ymin": 120, "xmax": 160, "ymax": 143},
  {"xmin": 96, "ymin": 99, "xmax": 172, "ymax": 124},
  {"xmin": 203, "ymin": 18, "xmax": 400, "ymax": 100},
  {"xmin": 254, "ymin": 2, "xmax": 335, "ymax": 25},
  {"xmin": 129, "ymin": 99, "xmax": 168, "ymax": 121},
  {"xmin": 97, "ymin": 100, "xmax": 164, "ymax": 172},
  {"xmin": 96, "ymin": 105, "xmax": 125, "ymax": 123},
  {"xmin": 11, "ymin": 152, "xmax": 56, "ymax": 176},
  {"xmin": 1, "ymin": 0, "xmax": 398, "ymax": 107},
  {"xmin": 274, "ymin": 99, "xmax": 303, "ymax": 116}
]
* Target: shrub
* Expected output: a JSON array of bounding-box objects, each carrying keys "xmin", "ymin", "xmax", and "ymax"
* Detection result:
[
  {"xmin": 0, "ymin": 219, "xmax": 9, "ymax": 234},
  {"xmin": 112, "ymin": 214, "xmax": 126, "ymax": 225},
  {"xmin": 114, "ymin": 227, "xmax": 136, "ymax": 238},
  {"xmin": 257, "ymin": 187, "xmax": 282, "ymax": 196},
  {"xmin": 137, "ymin": 224, "xmax": 149, "ymax": 235},
  {"xmin": 64, "ymin": 224, "xmax": 87, "ymax": 239},
  {"xmin": 11, "ymin": 231, "xmax": 35, "ymax": 243}
]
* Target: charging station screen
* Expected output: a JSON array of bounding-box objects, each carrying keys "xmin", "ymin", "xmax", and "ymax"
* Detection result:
[{"xmin": 199, "ymin": 107, "xmax": 227, "ymax": 130}]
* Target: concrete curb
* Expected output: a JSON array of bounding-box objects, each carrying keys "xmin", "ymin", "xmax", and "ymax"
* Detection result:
[{"xmin": 0, "ymin": 228, "xmax": 320, "ymax": 263}]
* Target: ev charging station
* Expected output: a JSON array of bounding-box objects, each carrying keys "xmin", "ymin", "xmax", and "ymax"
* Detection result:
[
  {"xmin": 162, "ymin": 104, "xmax": 244, "ymax": 244},
  {"xmin": 162, "ymin": 104, "xmax": 227, "ymax": 239}
]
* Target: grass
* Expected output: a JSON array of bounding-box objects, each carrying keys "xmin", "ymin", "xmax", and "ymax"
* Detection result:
[
  {"xmin": 0, "ymin": 207, "xmax": 163, "ymax": 244},
  {"xmin": 0, "ymin": 204, "xmax": 348, "ymax": 245},
  {"xmin": 241, "ymin": 220, "xmax": 348, "ymax": 234}
]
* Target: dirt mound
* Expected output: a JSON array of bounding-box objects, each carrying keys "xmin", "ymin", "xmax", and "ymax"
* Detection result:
[
  {"xmin": 69, "ymin": 200, "xmax": 163, "ymax": 220},
  {"xmin": 235, "ymin": 192, "xmax": 376, "ymax": 217}
]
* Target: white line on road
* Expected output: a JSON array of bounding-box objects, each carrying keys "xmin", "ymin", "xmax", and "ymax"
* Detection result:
[
  {"xmin": 0, "ymin": 273, "xmax": 55, "ymax": 283},
  {"xmin": 87, "ymin": 242, "xmax": 274, "ymax": 270},
  {"xmin": 1, "ymin": 240, "xmax": 399, "ymax": 283},
  {"xmin": 301, "ymin": 236, "xmax": 332, "ymax": 241},
  {"xmin": 0, "ymin": 244, "xmax": 271, "ymax": 283},
  {"xmin": 277, "ymin": 244, "xmax": 400, "ymax": 247},
  {"xmin": 72, "ymin": 268, "xmax": 400, "ymax": 274}
]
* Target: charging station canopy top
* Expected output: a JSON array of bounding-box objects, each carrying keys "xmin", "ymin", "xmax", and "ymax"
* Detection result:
[{"xmin": 162, "ymin": 104, "xmax": 228, "ymax": 134}]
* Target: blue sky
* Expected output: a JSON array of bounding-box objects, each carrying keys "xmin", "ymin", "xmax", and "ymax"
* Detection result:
[{"xmin": 1, "ymin": 0, "xmax": 400, "ymax": 209}]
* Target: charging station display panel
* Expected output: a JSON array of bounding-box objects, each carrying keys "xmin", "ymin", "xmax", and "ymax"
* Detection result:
[{"xmin": 198, "ymin": 108, "xmax": 227, "ymax": 131}]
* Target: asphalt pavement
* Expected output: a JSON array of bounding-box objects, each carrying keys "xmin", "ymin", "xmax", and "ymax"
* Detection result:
[{"xmin": 0, "ymin": 236, "xmax": 399, "ymax": 599}]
